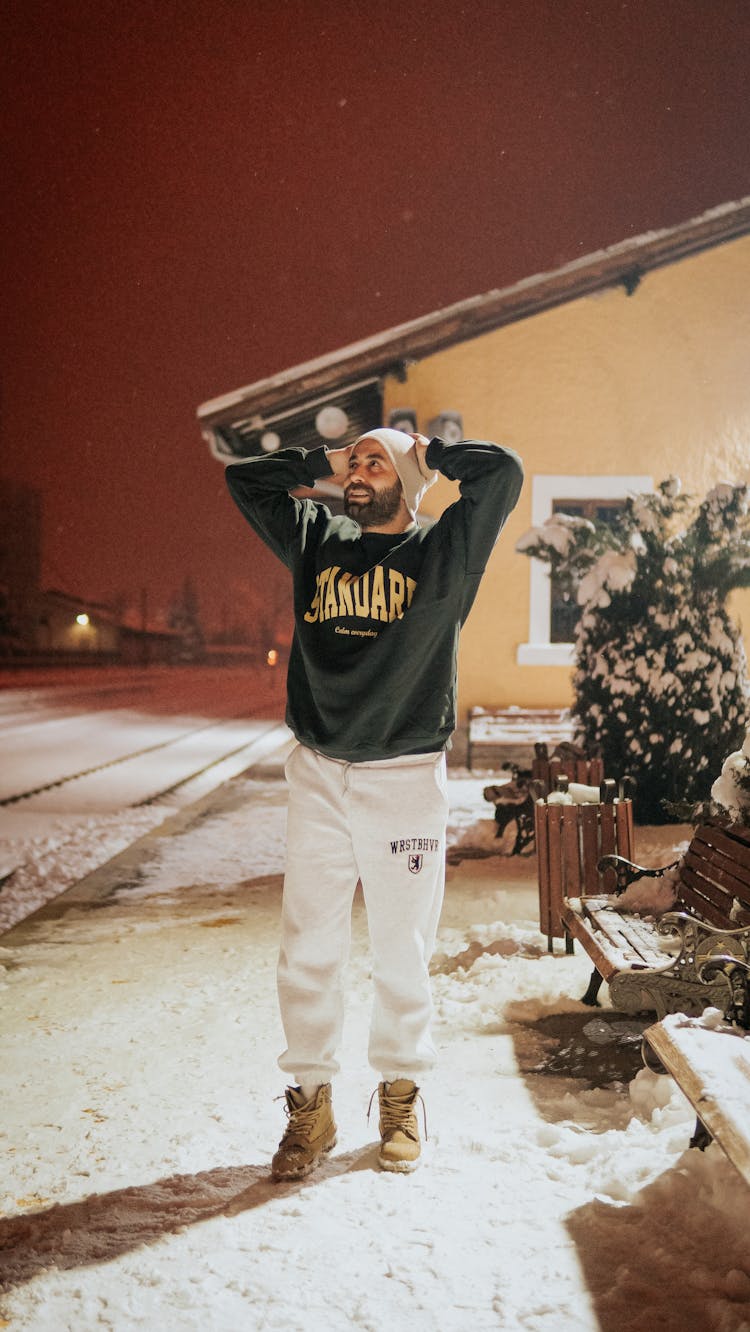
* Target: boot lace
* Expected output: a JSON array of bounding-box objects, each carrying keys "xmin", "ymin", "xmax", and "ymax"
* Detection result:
[
  {"xmin": 367, "ymin": 1085, "xmax": 428, "ymax": 1140},
  {"xmin": 276, "ymin": 1093, "xmax": 321, "ymax": 1145}
]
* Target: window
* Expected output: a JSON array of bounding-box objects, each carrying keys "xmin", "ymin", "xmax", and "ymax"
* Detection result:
[
  {"xmin": 517, "ymin": 475, "xmax": 652, "ymax": 667},
  {"xmin": 549, "ymin": 498, "xmax": 625, "ymax": 643}
]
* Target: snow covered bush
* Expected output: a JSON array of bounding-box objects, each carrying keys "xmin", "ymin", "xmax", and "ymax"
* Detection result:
[
  {"xmin": 516, "ymin": 478, "xmax": 750, "ymax": 822},
  {"xmin": 708, "ymin": 726, "xmax": 750, "ymax": 827}
]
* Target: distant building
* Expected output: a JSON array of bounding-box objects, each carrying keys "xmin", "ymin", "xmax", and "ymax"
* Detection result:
[
  {"xmin": 35, "ymin": 589, "xmax": 121, "ymax": 655},
  {"xmin": 0, "ymin": 475, "xmax": 193, "ymax": 666},
  {"xmin": 34, "ymin": 589, "xmax": 182, "ymax": 664}
]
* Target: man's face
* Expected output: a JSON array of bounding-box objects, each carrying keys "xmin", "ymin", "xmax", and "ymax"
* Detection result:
[{"xmin": 343, "ymin": 440, "xmax": 406, "ymax": 528}]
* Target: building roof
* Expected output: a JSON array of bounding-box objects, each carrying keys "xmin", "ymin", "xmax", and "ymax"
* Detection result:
[{"xmin": 197, "ymin": 195, "xmax": 750, "ymax": 443}]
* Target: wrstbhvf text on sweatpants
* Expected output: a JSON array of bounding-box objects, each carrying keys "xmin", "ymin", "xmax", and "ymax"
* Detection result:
[{"xmin": 390, "ymin": 839, "xmax": 440, "ymax": 853}]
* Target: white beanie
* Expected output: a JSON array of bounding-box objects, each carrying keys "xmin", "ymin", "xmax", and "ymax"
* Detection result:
[{"xmin": 354, "ymin": 428, "xmax": 438, "ymax": 517}]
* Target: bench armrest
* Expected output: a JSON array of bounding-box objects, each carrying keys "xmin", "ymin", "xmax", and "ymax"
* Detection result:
[{"xmin": 597, "ymin": 852, "xmax": 680, "ymax": 895}]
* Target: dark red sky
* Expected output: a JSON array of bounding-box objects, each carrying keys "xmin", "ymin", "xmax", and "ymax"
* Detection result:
[{"xmin": 3, "ymin": 0, "xmax": 749, "ymax": 635}]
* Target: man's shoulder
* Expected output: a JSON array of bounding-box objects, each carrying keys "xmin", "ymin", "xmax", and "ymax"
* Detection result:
[
  {"xmin": 321, "ymin": 513, "xmax": 362, "ymax": 539},
  {"xmin": 299, "ymin": 510, "xmax": 362, "ymax": 553}
]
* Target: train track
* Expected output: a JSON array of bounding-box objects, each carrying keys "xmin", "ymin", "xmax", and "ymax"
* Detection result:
[{"xmin": 0, "ymin": 718, "xmax": 289, "ymax": 809}]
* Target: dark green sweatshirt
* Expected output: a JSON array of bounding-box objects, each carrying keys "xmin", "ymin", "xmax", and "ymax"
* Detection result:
[{"xmin": 225, "ymin": 437, "xmax": 523, "ymax": 761}]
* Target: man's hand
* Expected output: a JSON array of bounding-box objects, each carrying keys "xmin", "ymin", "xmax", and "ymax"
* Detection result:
[
  {"xmin": 410, "ymin": 433, "xmax": 432, "ymax": 478},
  {"xmin": 326, "ymin": 443, "xmax": 353, "ymax": 480}
]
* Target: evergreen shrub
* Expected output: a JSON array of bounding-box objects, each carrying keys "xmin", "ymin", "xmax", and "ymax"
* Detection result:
[{"xmin": 516, "ymin": 478, "xmax": 750, "ymax": 822}]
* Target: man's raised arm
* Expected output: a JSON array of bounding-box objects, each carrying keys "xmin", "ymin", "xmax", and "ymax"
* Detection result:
[
  {"xmin": 424, "ymin": 436, "xmax": 524, "ymax": 575},
  {"xmin": 224, "ymin": 434, "xmax": 347, "ymax": 565}
]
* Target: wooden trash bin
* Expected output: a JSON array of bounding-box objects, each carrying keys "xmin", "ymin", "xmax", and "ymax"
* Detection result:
[{"xmin": 535, "ymin": 785, "xmax": 634, "ymax": 953}]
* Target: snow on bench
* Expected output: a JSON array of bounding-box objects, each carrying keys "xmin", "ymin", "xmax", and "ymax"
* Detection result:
[{"xmin": 643, "ymin": 1009, "xmax": 750, "ymax": 1187}]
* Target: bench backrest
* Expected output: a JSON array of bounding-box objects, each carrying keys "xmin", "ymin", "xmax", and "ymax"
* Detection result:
[
  {"xmin": 677, "ymin": 824, "xmax": 750, "ymax": 929},
  {"xmin": 531, "ymin": 753, "xmax": 604, "ymax": 795},
  {"xmin": 535, "ymin": 798, "xmax": 634, "ymax": 942},
  {"xmin": 466, "ymin": 707, "xmax": 574, "ymax": 771}
]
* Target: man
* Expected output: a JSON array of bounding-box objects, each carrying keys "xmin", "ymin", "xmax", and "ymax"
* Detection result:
[{"xmin": 224, "ymin": 426, "xmax": 523, "ymax": 1179}]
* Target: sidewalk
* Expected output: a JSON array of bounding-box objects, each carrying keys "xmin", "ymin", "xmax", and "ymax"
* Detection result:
[{"xmin": 1, "ymin": 765, "xmax": 748, "ymax": 1332}]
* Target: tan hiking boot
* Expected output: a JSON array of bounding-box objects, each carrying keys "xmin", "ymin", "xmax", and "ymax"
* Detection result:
[
  {"xmin": 271, "ymin": 1083, "xmax": 337, "ymax": 1182},
  {"xmin": 376, "ymin": 1078, "xmax": 423, "ymax": 1173}
]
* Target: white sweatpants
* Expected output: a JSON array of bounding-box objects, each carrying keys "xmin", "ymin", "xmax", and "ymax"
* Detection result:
[{"xmin": 278, "ymin": 743, "xmax": 449, "ymax": 1085}]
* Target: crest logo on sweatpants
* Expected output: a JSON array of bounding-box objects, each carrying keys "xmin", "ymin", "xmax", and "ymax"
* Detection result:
[{"xmin": 408, "ymin": 854, "xmax": 423, "ymax": 874}]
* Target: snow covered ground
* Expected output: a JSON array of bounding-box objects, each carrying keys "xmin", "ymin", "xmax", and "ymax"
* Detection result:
[
  {"xmin": 0, "ymin": 666, "xmax": 290, "ymax": 932},
  {"xmin": 2, "ymin": 764, "xmax": 749, "ymax": 1332}
]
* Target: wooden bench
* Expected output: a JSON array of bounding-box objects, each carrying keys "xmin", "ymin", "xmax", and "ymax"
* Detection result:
[
  {"xmin": 561, "ymin": 823, "xmax": 750, "ymax": 1017},
  {"xmin": 642, "ymin": 956, "xmax": 750, "ymax": 1185},
  {"xmin": 535, "ymin": 782, "xmax": 635, "ymax": 953},
  {"xmin": 466, "ymin": 706, "xmax": 574, "ymax": 771}
]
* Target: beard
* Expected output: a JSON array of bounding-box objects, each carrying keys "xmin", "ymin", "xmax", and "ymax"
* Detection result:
[{"xmin": 344, "ymin": 478, "xmax": 404, "ymax": 528}]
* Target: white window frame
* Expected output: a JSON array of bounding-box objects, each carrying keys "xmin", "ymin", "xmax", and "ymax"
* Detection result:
[{"xmin": 517, "ymin": 474, "xmax": 653, "ymax": 666}]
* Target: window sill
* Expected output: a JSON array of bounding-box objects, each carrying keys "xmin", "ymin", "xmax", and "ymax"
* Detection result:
[{"xmin": 516, "ymin": 643, "xmax": 575, "ymax": 667}]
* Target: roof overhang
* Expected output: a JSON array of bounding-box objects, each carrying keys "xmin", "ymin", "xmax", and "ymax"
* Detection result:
[{"xmin": 197, "ymin": 195, "xmax": 750, "ymax": 436}]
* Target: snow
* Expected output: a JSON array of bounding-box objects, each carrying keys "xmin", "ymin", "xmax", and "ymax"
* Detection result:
[
  {"xmin": 576, "ymin": 549, "xmax": 637, "ymax": 608},
  {"xmin": 0, "ymin": 669, "xmax": 290, "ymax": 932},
  {"xmin": 711, "ymin": 728, "xmax": 750, "ymax": 822},
  {"xmin": 544, "ymin": 782, "xmax": 601, "ymax": 804},
  {"xmin": 2, "ymin": 758, "xmax": 749, "ymax": 1331},
  {"xmin": 649, "ymin": 1012, "xmax": 750, "ymax": 1184},
  {"xmin": 610, "ymin": 866, "xmax": 681, "ymax": 916},
  {"xmin": 515, "ymin": 513, "xmax": 595, "ymax": 559},
  {"xmin": 706, "ymin": 482, "xmax": 746, "ymax": 512}
]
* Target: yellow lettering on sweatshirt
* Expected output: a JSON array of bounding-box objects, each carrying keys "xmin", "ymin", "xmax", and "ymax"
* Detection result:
[
  {"xmin": 303, "ymin": 566, "xmax": 333, "ymax": 623},
  {"xmin": 352, "ymin": 572, "xmax": 370, "ymax": 618},
  {"xmin": 370, "ymin": 566, "xmax": 388, "ymax": 621},
  {"xmin": 337, "ymin": 571, "xmax": 355, "ymax": 617},
  {"xmin": 323, "ymin": 566, "xmax": 341, "ymax": 620},
  {"xmin": 388, "ymin": 569, "xmax": 405, "ymax": 619},
  {"xmin": 302, "ymin": 564, "xmax": 418, "ymax": 626}
]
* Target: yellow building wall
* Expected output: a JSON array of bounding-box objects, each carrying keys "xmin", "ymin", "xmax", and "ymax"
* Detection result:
[{"xmin": 384, "ymin": 235, "xmax": 750, "ymax": 716}]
